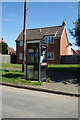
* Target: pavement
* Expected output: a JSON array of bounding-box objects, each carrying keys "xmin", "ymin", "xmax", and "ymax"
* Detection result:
[{"xmin": 0, "ymin": 67, "xmax": 80, "ymax": 97}]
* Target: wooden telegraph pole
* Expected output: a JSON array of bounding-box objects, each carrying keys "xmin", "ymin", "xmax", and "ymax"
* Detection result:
[{"xmin": 22, "ymin": 0, "xmax": 27, "ymax": 72}]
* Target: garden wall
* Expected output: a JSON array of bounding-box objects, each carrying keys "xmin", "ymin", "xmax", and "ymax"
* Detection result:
[
  {"xmin": 0, "ymin": 53, "xmax": 16, "ymax": 64},
  {"xmin": 60, "ymin": 55, "xmax": 80, "ymax": 64}
]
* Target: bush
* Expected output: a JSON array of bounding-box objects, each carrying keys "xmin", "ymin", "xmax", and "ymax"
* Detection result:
[
  {"xmin": 46, "ymin": 77, "xmax": 52, "ymax": 83},
  {"xmin": 0, "ymin": 42, "xmax": 8, "ymax": 54}
]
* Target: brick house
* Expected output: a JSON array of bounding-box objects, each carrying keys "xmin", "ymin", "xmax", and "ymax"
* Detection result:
[
  {"xmin": 8, "ymin": 47, "xmax": 16, "ymax": 55},
  {"xmin": 71, "ymin": 48, "xmax": 80, "ymax": 55},
  {"xmin": 0, "ymin": 37, "xmax": 16, "ymax": 55},
  {"xmin": 15, "ymin": 21, "xmax": 71, "ymax": 64},
  {"xmin": 77, "ymin": 50, "xmax": 80, "ymax": 55}
]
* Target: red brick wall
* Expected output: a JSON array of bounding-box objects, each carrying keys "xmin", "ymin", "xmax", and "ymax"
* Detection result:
[
  {"xmin": 48, "ymin": 39, "xmax": 60, "ymax": 64},
  {"xmin": 16, "ymin": 29, "xmax": 69, "ymax": 64},
  {"xmin": 16, "ymin": 40, "xmax": 60, "ymax": 64},
  {"xmin": 60, "ymin": 28, "xmax": 68, "ymax": 55}
]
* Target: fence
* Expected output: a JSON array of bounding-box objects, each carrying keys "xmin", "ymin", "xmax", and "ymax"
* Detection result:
[
  {"xmin": 60, "ymin": 55, "xmax": 80, "ymax": 64},
  {"xmin": 0, "ymin": 54, "xmax": 16, "ymax": 64}
]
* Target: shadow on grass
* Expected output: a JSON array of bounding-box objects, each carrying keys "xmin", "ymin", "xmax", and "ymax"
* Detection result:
[
  {"xmin": 48, "ymin": 67, "xmax": 80, "ymax": 74},
  {"xmin": 2, "ymin": 69, "xmax": 22, "ymax": 73},
  {"xmin": 48, "ymin": 67, "xmax": 80, "ymax": 86},
  {"xmin": 2, "ymin": 69, "xmax": 10, "ymax": 72},
  {"xmin": 2, "ymin": 73, "xmax": 25, "ymax": 79},
  {"xmin": 1, "ymin": 67, "xmax": 80, "ymax": 86}
]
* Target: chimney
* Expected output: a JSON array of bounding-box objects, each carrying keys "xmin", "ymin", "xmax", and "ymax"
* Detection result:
[
  {"xmin": 2, "ymin": 37, "xmax": 4, "ymax": 41},
  {"xmin": 40, "ymin": 28, "xmax": 42, "ymax": 32},
  {"xmin": 55, "ymin": 31, "xmax": 58, "ymax": 37},
  {"xmin": 62, "ymin": 21, "xmax": 66, "ymax": 26}
]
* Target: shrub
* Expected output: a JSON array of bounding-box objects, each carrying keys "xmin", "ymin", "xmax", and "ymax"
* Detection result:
[{"xmin": 46, "ymin": 77, "xmax": 52, "ymax": 83}]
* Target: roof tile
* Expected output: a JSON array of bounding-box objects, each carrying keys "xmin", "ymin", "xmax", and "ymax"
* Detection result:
[{"xmin": 16, "ymin": 25, "xmax": 64, "ymax": 41}]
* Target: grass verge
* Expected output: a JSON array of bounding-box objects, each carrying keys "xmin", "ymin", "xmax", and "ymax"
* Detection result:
[
  {"xmin": 0, "ymin": 63, "xmax": 80, "ymax": 74},
  {"xmin": 48, "ymin": 64, "xmax": 80, "ymax": 74},
  {"xmin": 0, "ymin": 69, "xmax": 43, "ymax": 86},
  {"xmin": 0, "ymin": 63, "xmax": 22, "ymax": 69}
]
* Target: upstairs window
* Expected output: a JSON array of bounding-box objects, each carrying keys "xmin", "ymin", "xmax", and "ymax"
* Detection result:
[
  {"xmin": 48, "ymin": 52, "xmax": 54, "ymax": 60},
  {"xmin": 20, "ymin": 41, "xmax": 23, "ymax": 46},
  {"xmin": 44, "ymin": 36, "xmax": 54, "ymax": 44}
]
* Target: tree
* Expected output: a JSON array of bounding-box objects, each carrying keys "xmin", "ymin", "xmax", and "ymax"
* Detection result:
[
  {"xmin": 69, "ymin": 18, "xmax": 80, "ymax": 46},
  {"xmin": 0, "ymin": 42, "xmax": 8, "ymax": 54}
]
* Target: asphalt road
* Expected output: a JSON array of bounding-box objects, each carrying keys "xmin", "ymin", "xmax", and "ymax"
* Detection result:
[{"xmin": 2, "ymin": 86, "xmax": 78, "ymax": 118}]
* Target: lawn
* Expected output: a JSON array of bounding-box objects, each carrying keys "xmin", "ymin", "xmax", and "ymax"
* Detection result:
[
  {"xmin": 0, "ymin": 69, "xmax": 43, "ymax": 86},
  {"xmin": 48, "ymin": 64, "xmax": 80, "ymax": 74},
  {"xmin": 0, "ymin": 63, "xmax": 22, "ymax": 69},
  {"xmin": 0, "ymin": 63, "xmax": 79, "ymax": 85},
  {"xmin": 0, "ymin": 63, "xmax": 80, "ymax": 74}
]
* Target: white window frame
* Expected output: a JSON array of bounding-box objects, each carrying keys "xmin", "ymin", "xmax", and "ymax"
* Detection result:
[
  {"xmin": 44, "ymin": 36, "xmax": 54, "ymax": 44},
  {"xmin": 19, "ymin": 53, "xmax": 23, "ymax": 60},
  {"xmin": 50, "ymin": 37, "xmax": 54, "ymax": 44},
  {"xmin": 20, "ymin": 41, "xmax": 23, "ymax": 46},
  {"xmin": 48, "ymin": 52, "xmax": 54, "ymax": 60}
]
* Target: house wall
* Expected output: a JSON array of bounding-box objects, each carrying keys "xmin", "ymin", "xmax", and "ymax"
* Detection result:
[
  {"xmin": 8, "ymin": 48, "xmax": 16, "ymax": 55},
  {"xmin": 71, "ymin": 49, "xmax": 73, "ymax": 55},
  {"xmin": 16, "ymin": 41, "xmax": 23, "ymax": 64},
  {"xmin": 67, "ymin": 46, "xmax": 71, "ymax": 55},
  {"xmin": 60, "ymin": 28, "xmax": 68, "ymax": 55},
  {"xmin": 16, "ymin": 28, "xmax": 69, "ymax": 64},
  {"xmin": 48, "ymin": 39, "xmax": 60, "ymax": 64},
  {"xmin": 16, "ymin": 39, "xmax": 60, "ymax": 64}
]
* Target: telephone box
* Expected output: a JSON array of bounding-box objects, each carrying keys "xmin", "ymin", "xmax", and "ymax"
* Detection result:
[{"xmin": 26, "ymin": 40, "xmax": 48, "ymax": 82}]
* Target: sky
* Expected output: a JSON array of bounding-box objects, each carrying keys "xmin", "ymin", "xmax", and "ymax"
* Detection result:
[
  {"xmin": 79, "ymin": 1, "xmax": 80, "ymax": 17},
  {"xmin": 1, "ymin": 2, "xmax": 79, "ymax": 50}
]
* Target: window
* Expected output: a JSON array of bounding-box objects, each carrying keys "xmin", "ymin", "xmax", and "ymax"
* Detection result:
[
  {"xmin": 45, "ymin": 37, "xmax": 47, "ymax": 43},
  {"xmin": 20, "ymin": 41, "xmax": 23, "ymax": 46},
  {"xmin": 48, "ymin": 52, "xmax": 54, "ymax": 60},
  {"xmin": 44, "ymin": 36, "xmax": 54, "ymax": 44},
  {"xmin": 48, "ymin": 37, "xmax": 51, "ymax": 43},
  {"xmin": 51, "ymin": 37, "xmax": 54, "ymax": 43},
  {"xmin": 19, "ymin": 53, "xmax": 23, "ymax": 60}
]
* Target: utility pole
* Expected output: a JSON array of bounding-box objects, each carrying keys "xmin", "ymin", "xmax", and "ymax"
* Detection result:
[{"xmin": 22, "ymin": 0, "xmax": 27, "ymax": 72}]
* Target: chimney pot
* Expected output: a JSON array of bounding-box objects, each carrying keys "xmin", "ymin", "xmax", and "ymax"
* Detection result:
[
  {"xmin": 2, "ymin": 37, "xmax": 4, "ymax": 40},
  {"xmin": 62, "ymin": 21, "xmax": 66, "ymax": 26}
]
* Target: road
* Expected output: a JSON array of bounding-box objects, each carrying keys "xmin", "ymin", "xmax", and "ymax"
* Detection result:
[{"xmin": 2, "ymin": 86, "xmax": 78, "ymax": 118}]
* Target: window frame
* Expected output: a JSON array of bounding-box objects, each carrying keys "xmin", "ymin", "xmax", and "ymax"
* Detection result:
[
  {"xmin": 44, "ymin": 36, "xmax": 54, "ymax": 44},
  {"xmin": 48, "ymin": 52, "xmax": 54, "ymax": 60},
  {"xmin": 19, "ymin": 41, "xmax": 23, "ymax": 46},
  {"xmin": 19, "ymin": 53, "xmax": 23, "ymax": 60}
]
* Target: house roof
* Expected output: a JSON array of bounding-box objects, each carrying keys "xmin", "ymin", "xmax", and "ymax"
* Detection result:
[
  {"xmin": 16, "ymin": 25, "xmax": 65, "ymax": 41},
  {"xmin": 8, "ymin": 47, "xmax": 15, "ymax": 51},
  {"xmin": 71, "ymin": 48, "xmax": 78, "ymax": 55},
  {"xmin": 8, "ymin": 47, "xmax": 16, "ymax": 55},
  {"xmin": 68, "ymin": 42, "xmax": 72, "ymax": 46},
  {"xmin": 76, "ymin": 50, "xmax": 80, "ymax": 55}
]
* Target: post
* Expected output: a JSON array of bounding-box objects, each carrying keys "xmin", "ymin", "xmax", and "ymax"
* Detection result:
[
  {"xmin": 22, "ymin": 0, "xmax": 27, "ymax": 72},
  {"xmin": 38, "ymin": 42, "xmax": 41, "ymax": 82}
]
